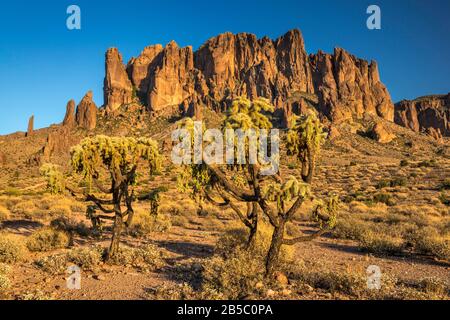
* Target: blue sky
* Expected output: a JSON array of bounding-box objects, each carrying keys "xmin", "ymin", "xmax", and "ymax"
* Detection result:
[{"xmin": 0, "ymin": 0, "xmax": 449, "ymax": 134}]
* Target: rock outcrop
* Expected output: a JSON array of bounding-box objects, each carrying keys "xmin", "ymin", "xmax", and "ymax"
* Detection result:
[
  {"xmin": 370, "ymin": 122, "xmax": 396, "ymax": 144},
  {"xmin": 103, "ymin": 29, "xmax": 395, "ymax": 125},
  {"xmin": 26, "ymin": 115, "xmax": 34, "ymax": 137},
  {"xmin": 76, "ymin": 91, "xmax": 97, "ymax": 130},
  {"xmin": 104, "ymin": 48, "xmax": 134, "ymax": 113},
  {"xmin": 62, "ymin": 99, "xmax": 76, "ymax": 127},
  {"xmin": 310, "ymin": 49, "xmax": 394, "ymax": 122},
  {"xmin": 394, "ymin": 94, "xmax": 449, "ymax": 137}
]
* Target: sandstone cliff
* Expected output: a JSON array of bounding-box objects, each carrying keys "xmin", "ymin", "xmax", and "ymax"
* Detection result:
[
  {"xmin": 103, "ymin": 29, "xmax": 395, "ymax": 125},
  {"xmin": 394, "ymin": 94, "xmax": 449, "ymax": 137}
]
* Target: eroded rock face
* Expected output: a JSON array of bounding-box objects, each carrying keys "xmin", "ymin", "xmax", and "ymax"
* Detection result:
[
  {"xmin": 394, "ymin": 94, "xmax": 449, "ymax": 137},
  {"xmin": 76, "ymin": 91, "xmax": 97, "ymax": 130},
  {"xmin": 370, "ymin": 122, "xmax": 396, "ymax": 144},
  {"xmin": 104, "ymin": 48, "xmax": 133, "ymax": 113},
  {"xmin": 62, "ymin": 99, "xmax": 76, "ymax": 127},
  {"xmin": 310, "ymin": 49, "xmax": 394, "ymax": 122},
  {"xmin": 103, "ymin": 29, "xmax": 395, "ymax": 125}
]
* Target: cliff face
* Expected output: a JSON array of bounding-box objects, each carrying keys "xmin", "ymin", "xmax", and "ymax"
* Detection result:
[
  {"xmin": 395, "ymin": 94, "xmax": 450, "ymax": 137},
  {"xmin": 310, "ymin": 49, "xmax": 394, "ymax": 122},
  {"xmin": 103, "ymin": 29, "xmax": 394, "ymax": 123}
]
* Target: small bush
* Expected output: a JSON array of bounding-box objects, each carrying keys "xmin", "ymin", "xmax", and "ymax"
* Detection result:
[
  {"xmin": 407, "ymin": 227, "xmax": 450, "ymax": 262},
  {"xmin": 400, "ymin": 160, "xmax": 409, "ymax": 167},
  {"xmin": 373, "ymin": 193, "xmax": 395, "ymax": 206},
  {"xmin": 358, "ymin": 231, "xmax": 405, "ymax": 255},
  {"xmin": 50, "ymin": 216, "xmax": 90, "ymax": 237},
  {"xmin": 67, "ymin": 247, "xmax": 103, "ymax": 271},
  {"xmin": 332, "ymin": 218, "xmax": 368, "ymax": 241},
  {"xmin": 0, "ymin": 206, "xmax": 10, "ymax": 222},
  {"xmin": 0, "ymin": 273, "xmax": 10, "ymax": 292},
  {"xmin": 418, "ymin": 277, "xmax": 449, "ymax": 297},
  {"xmin": 26, "ymin": 228, "xmax": 69, "ymax": 252},
  {"xmin": 109, "ymin": 244, "xmax": 164, "ymax": 271},
  {"xmin": 0, "ymin": 234, "xmax": 25, "ymax": 263},
  {"xmin": 201, "ymin": 247, "xmax": 265, "ymax": 299},
  {"xmin": 34, "ymin": 253, "xmax": 67, "ymax": 274},
  {"xmin": 128, "ymin": 211, "xmax": 171, "ymax": 237},
  {"xmin": 439, "ymin": 179, "xmax": 450, "ymax": 190},
  {"xmin": 0, "ymin": 263, "xmax": 11, "ymax": 293}
]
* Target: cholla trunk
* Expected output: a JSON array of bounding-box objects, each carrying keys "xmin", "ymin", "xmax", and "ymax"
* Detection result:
[
  {"xmin": 265, "ymin": 220, "xmax": 286, "ymax": 276},
  {"xmin": 107, "ymin": 214, "xmax": 123, "ymax": 260}
]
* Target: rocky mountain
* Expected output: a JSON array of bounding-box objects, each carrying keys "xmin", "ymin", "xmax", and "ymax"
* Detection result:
[
  {"xmin": 395, "ymin": 94, "xmax": 450, "ymax": 138},
  {"xmin": 103, "ymin": 29, "xmax": 395, "ymax": 125}
]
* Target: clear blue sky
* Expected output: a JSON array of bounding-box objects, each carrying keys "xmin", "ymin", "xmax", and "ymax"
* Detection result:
[{"xmin": 0, "ymin": 0, "xmax": 449, "ymax": 134}]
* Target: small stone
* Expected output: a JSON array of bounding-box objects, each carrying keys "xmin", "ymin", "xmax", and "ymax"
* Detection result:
[
  {"xmin": 266, "ymin": 289, "xmax": 276, "ymax": 297},
  {"xmin": 255, "ymin": 281, "xmax": 264, "ymax": 289},
  {"xmin": 281, "ymin": 289, "xmax": 292, "ymax": 296},
  {"xmin": 274, "ymin": 271, "xmax": 289, "ymax": 286},
  {"xmin": 93, "ymin": 274, "xmax": 105, "ymax": 281}
]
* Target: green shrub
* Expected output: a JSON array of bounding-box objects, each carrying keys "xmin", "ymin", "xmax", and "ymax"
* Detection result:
[
  {"xmin": 67, "ymin": 247, "xmax": 103, "ymax": 271},
  {"xmin": 373, "ymin": 193, "xmax": 395, "ymax": 206},
  {"xmin": 358, "ymin": 231, "xmax": 405, "ymax": 255},
  {"xmin": 439, "ymin": 179, "xmax": 450, "ymax": 190},
  {"xmin": 400, "ymin": 160, "xmax": 409, "ymax": 167},
  {"xmin": 128, "ymin": 213, "xmax": 171, "ymax": 237},
  {"xmin": 332, "ymin": 218, "xmax": 368, "ymax": 241},
  {"xmin": 34, "ymin": 253, "xmax": 67, "ymax": 274},
  {"xmin": 109, "ymin": 244, "xmax": 164, "ymax": 271},
  {"xmin": 26, "ymin": 228, "xmax": 69, "ymax": 252},
  {"xmin": 0, "ymin": 206, "xmax": 10, "ymax": 222},
  {"xmin": 0, "ymin": 235, "xmax": 25, "ymax": 263}
]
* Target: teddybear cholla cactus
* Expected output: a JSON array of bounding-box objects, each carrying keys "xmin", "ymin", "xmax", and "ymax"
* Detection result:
[
  {"xmin": 42, "ymin": 135, "xmax": 162, "ymax": 260},
  {"xmin": 178, "ymin": 98, "xmax": 338, "ymax": 275}
]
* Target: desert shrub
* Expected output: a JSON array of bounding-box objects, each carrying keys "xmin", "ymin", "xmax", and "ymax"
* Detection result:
[
  {"xmin": 0, "ymin": 234, "xmax": 26, "ymax": 263},
  {"xmin": 0, "ymin": 206, "xmax": 10, "ymax": 222},
  {"xmin": 17, "ymin": 290, "xmax": 53, "ymax": 300},
  {"xmin": 376, "ymin": 178, "xmax": 407, "ymax": 189},
  {"xmin": 358, "ymin": 231, "xmax": 405, "ymax": 255},
  {"xmin": 417, "ymin": 160, "xmax": 435, "ymax": 168},
  {"xmin": 297, "ymin": 268, "xmax": 367, "ymax": 297},
  {"xmin": 417, "ymin": 277, "xmax": 449, "ymax": 297},
  {"xmin": 171, "ymin": 215, "xmax": 189, "ymax": 227},
  {"xmin": 400, "ymin": 159, "xmax": 409, "ymax": 167},
  {"xmin": 10, "ymin": 200, "xmax": 36, "ymax": 217},
  {"xmin": 372, "ymin": 193, "xmax": 395, "ymax": 206},
  {"xmin": 439, "ymin": 193, "xmax": 449, "ymax": 206},
  {"xmin": 215, "ymin": 223, "xmax": 294, "ymax": 262},
  {"xmin": 332, "ymin": 218, "xmax": 369, "ymax": 241},
  {"xmin": 128, "ymin": 211, "xmax": 171, "ymax": 237},
  {"xmin": 35, "ymin": 246, "xmax": 103, "ymax": 274},
  {"xmin": 67, "ymin": 247, "xmax": 103, "ymax": 271},
  {"xmin": 50, "ymin": 216, "xmax": 90, "ymax": 237},
  {"xmin": 34, "ymin": 253, "xmax": 67, "ymax": 274},
  {"xmin": 26, "ymin": 228, "xmax": 69, "ymax": 252},
  {"xmin": 201, "ymin": 247, "xmax": 265, "ymax": 299},
  {"xmin": 407, "ymin": 227, "xmax": 450, "ymax": 261},
  {"xmin": 108, "ymin": 244, "xmax": 164, "ymax": 271},
  {"xmin": 439, "ymin": 179, "xmax": 450, "ymax": 190},
  {"xmin": 0, "ymin": 273, "xmax": 10, "ymax": 292},
  {"xmin": 0, "ymin": 263, "xmax": 11, "ymax": 293}
]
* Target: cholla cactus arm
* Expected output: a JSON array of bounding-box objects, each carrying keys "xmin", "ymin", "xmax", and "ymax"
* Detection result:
[
  {"xmin": 282, "ymin": 195, "xmax": 339, "ymax": 246},
  {"xmin": 286, "ymin": 113, "xmax": 327, "ymax": 183},
  {"xmin": 40, "ymin": 163, "xmax": 65, "ymax": 195}
]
